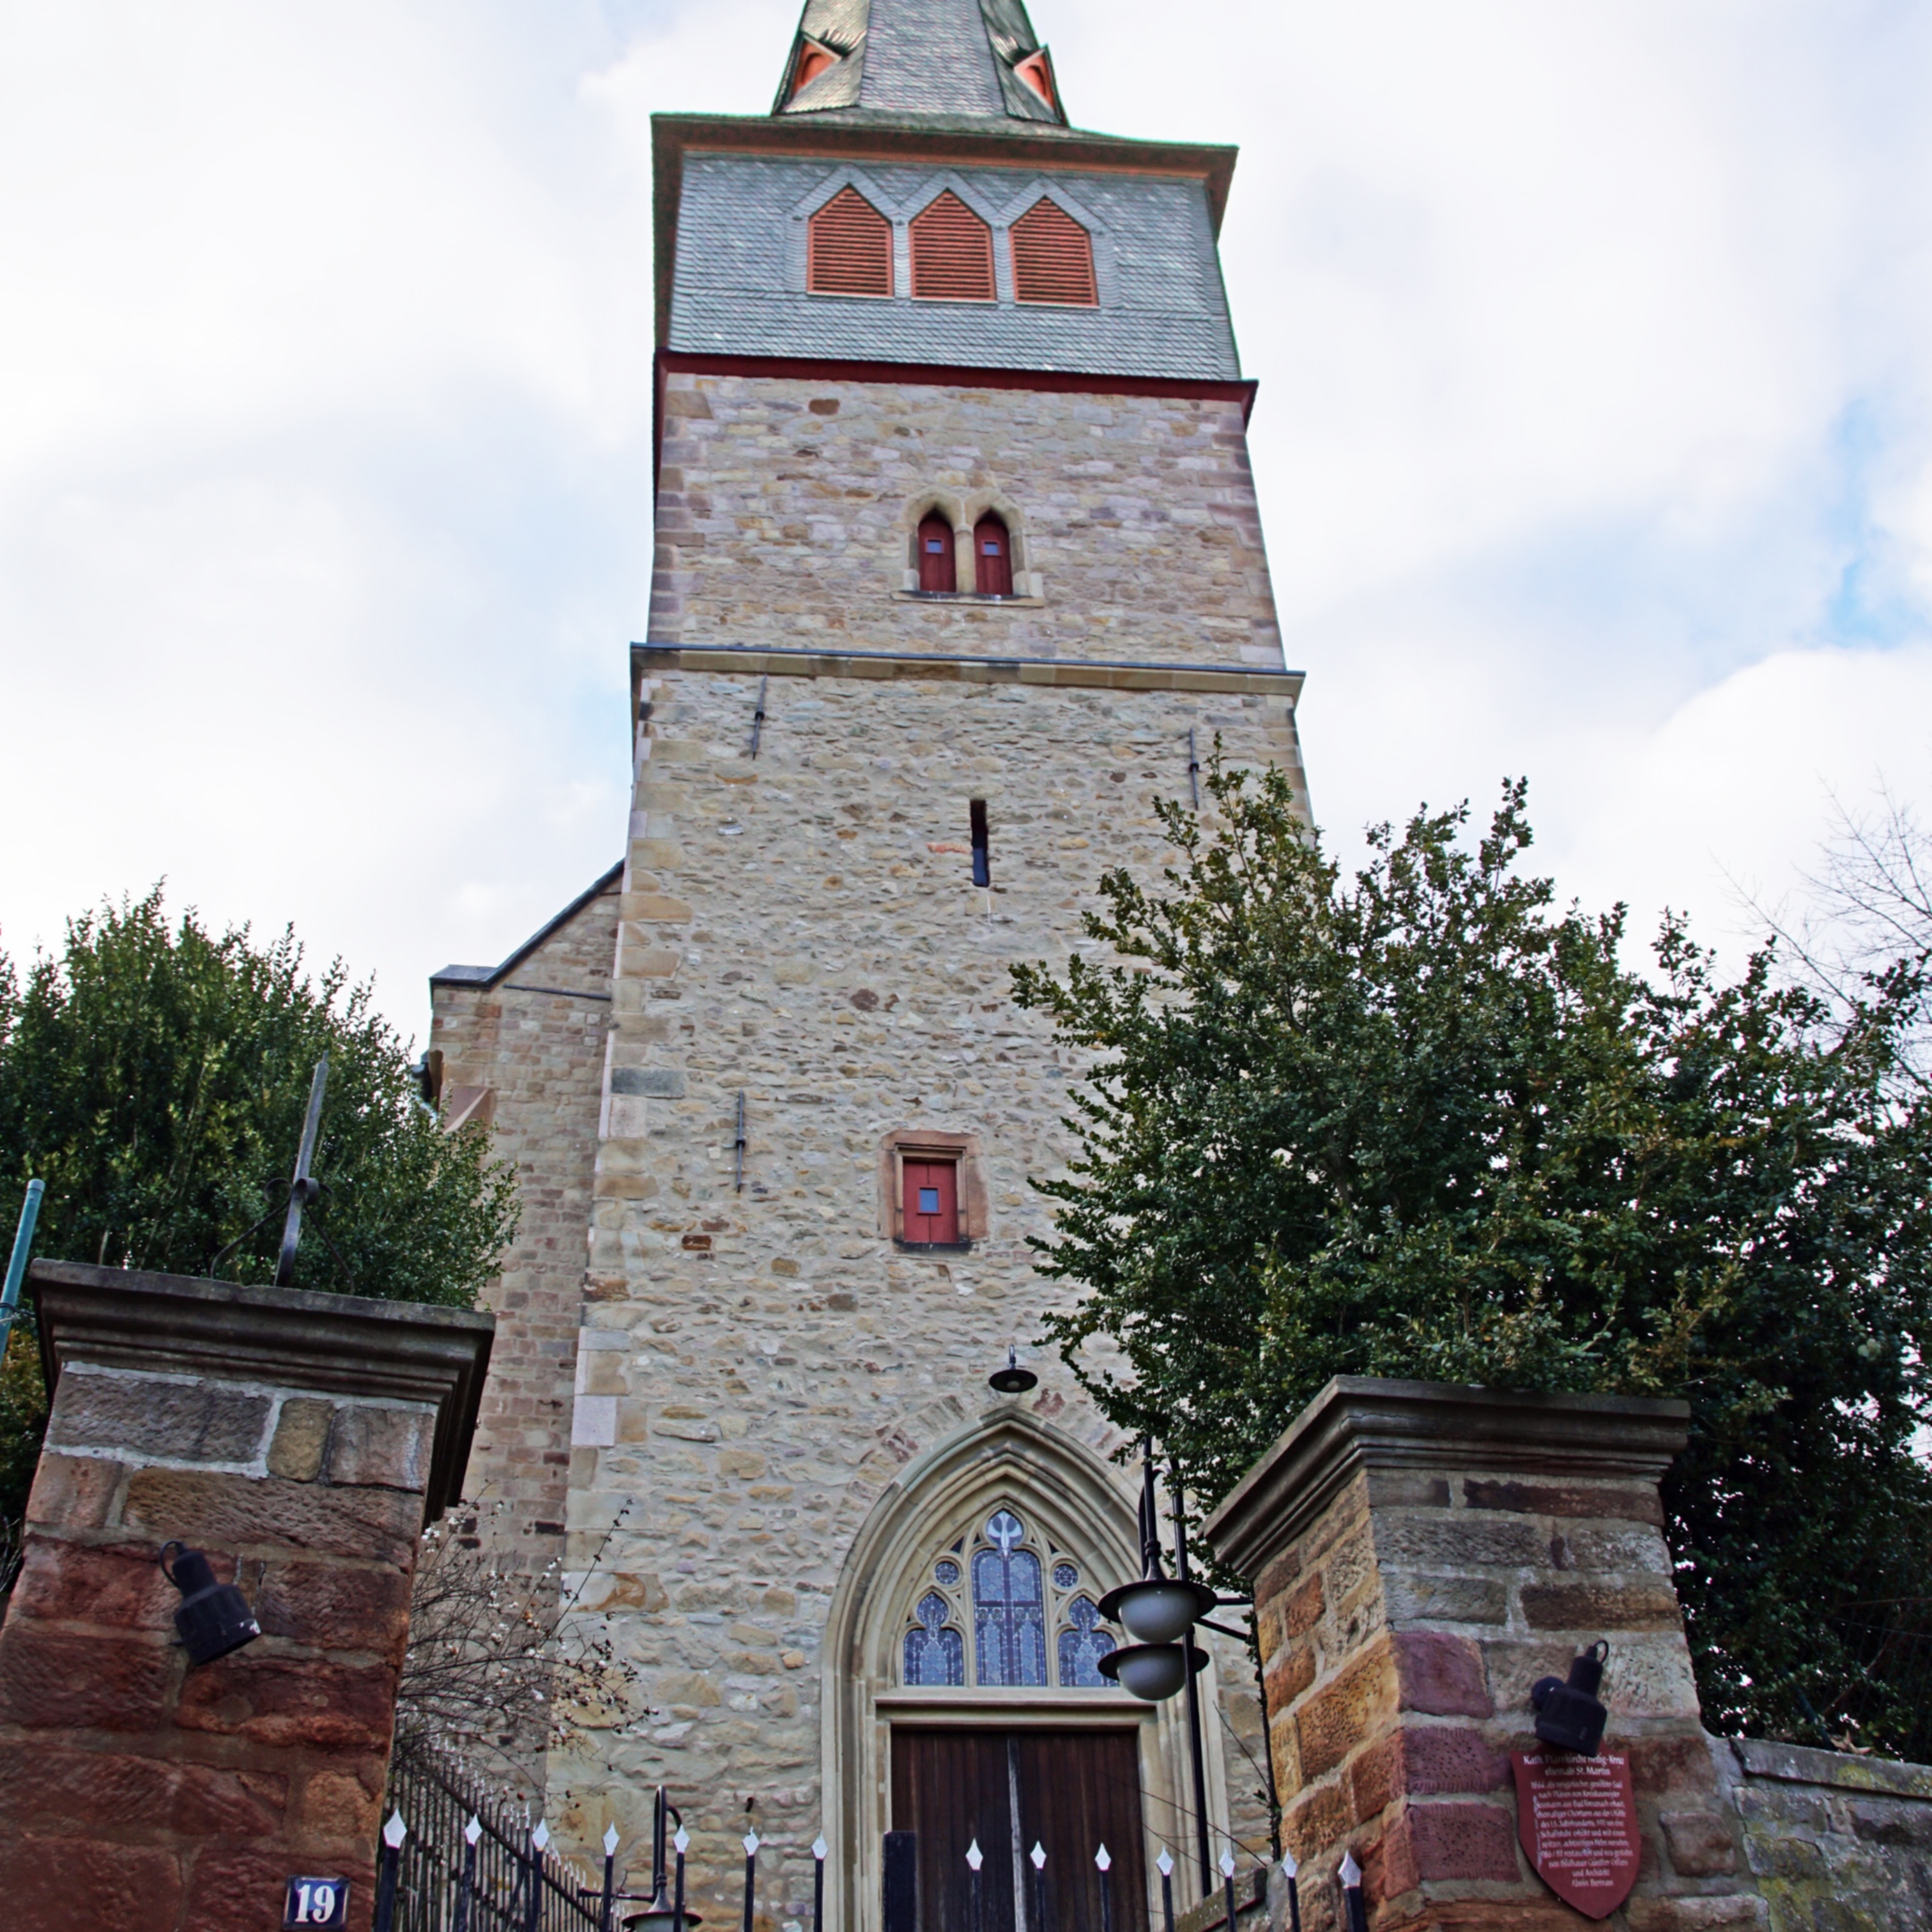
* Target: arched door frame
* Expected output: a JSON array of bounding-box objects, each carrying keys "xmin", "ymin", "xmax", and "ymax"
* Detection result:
[{"xmin": 820, "ymin": 1403, "xmax": 1228, "ymax": 1931}]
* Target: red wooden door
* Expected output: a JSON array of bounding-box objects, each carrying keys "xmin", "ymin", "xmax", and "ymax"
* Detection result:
[
  {"xmin": 919, "ymin": 514, "xmax": 957, "ymax": 593},
  {"xmin": 891, "ymin": 1729, "xmax": 1148, "ymax": 1932},
  {"xmin": 903, "ymin": 1160, "xmax": 960, "ymax": 1244},
  {"xmin": 974, "ymin": 516, "xmax": 1013, "ymax": 597}
]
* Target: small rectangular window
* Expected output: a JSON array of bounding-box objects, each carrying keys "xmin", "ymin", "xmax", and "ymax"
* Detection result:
[
  {"xmin": 970, "ymin": 799, "xmax": 990, "ymax": 886},
  {"xmin": 903, "ymin": 1159, "xmax": 960, "ymax": 1243}
]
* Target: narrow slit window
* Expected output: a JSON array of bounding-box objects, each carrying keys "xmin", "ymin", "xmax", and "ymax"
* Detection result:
[
  {"xmin": 973, "ymin": 514, "xmax": 1013, "ymax": 597},
  {"xmin": 970, "ymin": 799, "xmax": 990, "ymax": 886},
  {"xmin": 902, "ymin": 1157, "xmax": 961, "ymax": 1244},
  {"xmin": 917, "ymin": 513, "xmax": 956, "ymax": 593}
]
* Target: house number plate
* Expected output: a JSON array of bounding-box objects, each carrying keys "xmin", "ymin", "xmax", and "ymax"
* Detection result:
[{"xmin": 284, "ymin": 1877, "xmax": 350, "ymax": 1928}]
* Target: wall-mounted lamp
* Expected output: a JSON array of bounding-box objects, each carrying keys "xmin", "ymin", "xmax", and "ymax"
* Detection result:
[
  {"xmin": 1530, "ymin": 1640, "xmax": 1611, "ymax": 1756},
  {"xmin": 1097, "ymin": 1638, "xmax": 1209, "ymax": 1702},
  {"xmin": 987, "ymin": 1344, "xmax": 1037, "ymax": 1394},
  {"xmin": 159, "ymin": 1541, "xmax": 260, "ymax": 1667}
]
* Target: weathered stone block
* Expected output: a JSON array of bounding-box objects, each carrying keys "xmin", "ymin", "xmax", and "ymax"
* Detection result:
[
  {"xmin": 267, "ymin": 1397, "xmax": 335, "ymax": 1480},
  {"xmin": 123, "ymin": 1468, "xmax": 425, "ymax": 1567},
  {"xmin": 1662, "ymin": 1809, "xmax": 1740, "ymax": 1876},
  {"xmin": 47, "ymin": 1369, "xmax": 271, "ymax": 1464},
  {"xmin": 25, "ymin": 1449, "xmax": 123, "ymax": 1528},
  {"xmin": 325, "ymin": 1403, "xmax": 435, "ymax": 1491}
]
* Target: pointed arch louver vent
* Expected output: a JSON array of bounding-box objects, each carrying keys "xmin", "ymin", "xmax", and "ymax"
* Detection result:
[
  {"xmin": 1010, "ymin": 199, "xmax": 1097, "ymax": 307},
  {"xmin": 910, "ymin": 192, "xmax": 996, "ymax": 303},
  {"xmin": 808, "ymin": 187, "xmax": 894, "ymax": 298}
]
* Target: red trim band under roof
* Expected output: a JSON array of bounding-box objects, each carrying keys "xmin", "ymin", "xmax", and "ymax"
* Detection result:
[{"xmin": 657, "ymin": 349, "xmax": 1256, "ymax": 415}]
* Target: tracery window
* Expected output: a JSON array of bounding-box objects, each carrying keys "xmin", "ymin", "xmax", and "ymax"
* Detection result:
[{"xmin": 899, "ymin": 1507, "xmax": 1115, "ymax": 1689}]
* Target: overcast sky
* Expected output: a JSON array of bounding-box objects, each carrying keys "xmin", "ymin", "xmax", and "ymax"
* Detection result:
[{"xmin": 4, "ymin": 0, "xmax": 1929, "ymax": 1042}]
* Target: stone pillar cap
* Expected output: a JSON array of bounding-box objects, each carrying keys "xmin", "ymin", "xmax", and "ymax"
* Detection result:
[
  {"xmin": 28, "ymin": 1258, "xmax": 496, "ymax": 1519},
  {"xmin": 1204, "ymin": 1374, "xmax": 1690, "ymax": 1581}
]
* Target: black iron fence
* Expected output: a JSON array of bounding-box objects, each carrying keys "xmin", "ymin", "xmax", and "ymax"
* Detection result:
[{"xmin": 377, "ymin": 1740, "xmax": 608, "ymax": 1932}]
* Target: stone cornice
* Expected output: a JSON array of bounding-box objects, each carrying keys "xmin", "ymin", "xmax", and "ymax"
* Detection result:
[
  {"xmin": 1204, "ymin": 1376, "xmax": 1690, "ymax": 1582},
  {"xmin": 28, "ymin": 1259, "xmax": 496, "ymax": 1517},
  {"xmin": 631, "ymin": 641, "xmax": 1301, "ymax": 699}
]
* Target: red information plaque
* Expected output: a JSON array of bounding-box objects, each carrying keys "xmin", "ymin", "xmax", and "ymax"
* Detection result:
[{"xmin": 1512, "ymin": 1750, "xmax": 1640, "ymax": 1919}]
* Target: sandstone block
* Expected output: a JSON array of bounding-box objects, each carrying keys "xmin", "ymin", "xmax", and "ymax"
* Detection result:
[
  {"xmin": 174, "ymin": 1653, "xmax": 397, "ymax": 1752},
  {"xmin": 1393, "ymin": 1631, "xmax": 1492, "ymax": 1718},
  {"xmin": 26, "ymin": 1450, "xmax": 123, "ymax": 1528},
  {"xmin": 1661, "ymin": 1809, "xmax": 1740, "ymax": 1877},
  {"xmin": 48, "ymin": 1370, "xmax": 271, "ymax": 1465},
  {"xmin": 123, "ymin": 1468, "xmax": 425, "ymax": 1567},
  {"xmin": 325, "ymin": 1404, "xmax": 435, "ymax": 1493},
  {"xmin": 0, "ymin": 1624, "xmax": 175, "ymax": 1732},
  {"xmin": 267, "ymin": 1398, "xmax": 335, "ymax": 1480},
  {"xmin": 1519, "ymin": 1579, "xmax": 1682, "ymax": 1631},
  {"xmin": 10, "ymin": 1535, "xmax": 178, "ymax": 1630}
]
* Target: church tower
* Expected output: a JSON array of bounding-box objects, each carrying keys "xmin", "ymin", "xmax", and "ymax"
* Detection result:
[{"xmin": 429, "ymin": 2, "xmax": 1308, "ymax": 1925}]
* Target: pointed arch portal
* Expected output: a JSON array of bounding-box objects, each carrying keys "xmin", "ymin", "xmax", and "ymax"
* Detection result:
[{"xmin": 821, "ymin": 1407, "xmax": 1223, "ymax": 1932}]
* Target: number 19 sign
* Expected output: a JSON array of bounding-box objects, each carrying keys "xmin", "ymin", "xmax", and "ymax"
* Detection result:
[{"xmin": 284, "ymin": 1877, "xmax": 350, "ymax": 1928}]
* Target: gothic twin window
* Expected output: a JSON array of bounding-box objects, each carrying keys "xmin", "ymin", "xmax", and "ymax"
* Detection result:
[
  {"xmin": 807, "ymin": 191, "xmax": 1097, "ymax": 307},
  {"xmin": 902, "ymin": 1509, "xmax": 1116, "ymax": 1690}
]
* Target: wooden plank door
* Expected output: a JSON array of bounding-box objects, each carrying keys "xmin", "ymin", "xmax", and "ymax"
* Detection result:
[{"xmin": 891, "ymin": 1729, "xmax": 1148, "ymax": 1932}]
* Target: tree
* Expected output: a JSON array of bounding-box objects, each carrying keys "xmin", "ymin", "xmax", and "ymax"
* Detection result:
[
  {"xmin": 1014, "ymin": 760, "xmax": 1932, "ymax": 1756},
  {"xmin": 0, "ymin": 887, "xmax": 519, "ymax": 1534}
]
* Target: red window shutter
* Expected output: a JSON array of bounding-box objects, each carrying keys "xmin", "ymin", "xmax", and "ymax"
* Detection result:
[
  {"xmin": 1010, "ymin": 199, "xmax": 1097, "ymax": 308},
  {"xmin": 903, "ymin": 1160, "xmax": 961, "ymax": 1243},
  {"xmin": 973, "ymin": 515, "xmax": 1013, "ymax": 597},
  {"xmin": 910, "ymin": 192, "xmax": 996, "ymax": 303},
  {"xmin": 809, "ymin": 187, "xmax": 894, "ymax": 298},
  {"xmin": 918, "ymin": 513, "xmax": 956, "ymax": 593}
]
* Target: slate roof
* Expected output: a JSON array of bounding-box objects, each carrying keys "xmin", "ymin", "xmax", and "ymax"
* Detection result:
[{"xmin": 776, "ymin": 0, "xmax": 1066, "ymax": 130}]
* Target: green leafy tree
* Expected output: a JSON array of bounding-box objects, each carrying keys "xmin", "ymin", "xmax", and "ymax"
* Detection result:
[
  {"xmin": 1014, "ymin": 761, "xmax": 1932, "ymax": 1756},
  {"xmin": 0, "ymin": 887, "xmax": 519, "ymax": 1532}
]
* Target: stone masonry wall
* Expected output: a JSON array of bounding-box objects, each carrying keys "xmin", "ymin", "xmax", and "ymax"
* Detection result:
[
  {"xmin": 651, "ymin": 372, "xmax": 1284, "ymax": 669},
  {"xmin": 1716, "ymin": 1738, "xmax": 1932, "ymax": 1928},
  {"xmin": 0, "ymin": 1360, "xmax": 436, "ymax": 1930},
  {"xmin": 430, "ymin": 883, "xmax": 618, "ymax": 1580},
  {"xmin": 547, "ymin": 662, "xmax": 1303, "ymax": 1919}
]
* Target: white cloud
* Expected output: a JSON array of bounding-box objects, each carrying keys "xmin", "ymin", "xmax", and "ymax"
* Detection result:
[{"xmin": 3, "ymin": 0, "xmax": 1930, "ymax": 1041}]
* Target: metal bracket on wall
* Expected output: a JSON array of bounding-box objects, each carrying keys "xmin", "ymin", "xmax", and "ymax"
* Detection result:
[
  {"xmin": 750, "ymin": 677, "xmax": 768, "ymax": 758},
  {"xmin": 1188, "ymin": 728, "xmax": 1200, "ymax": 809},
  {"xmin": 734, "ymin": 1091, "xmax": 748, "ymax": 1192}
]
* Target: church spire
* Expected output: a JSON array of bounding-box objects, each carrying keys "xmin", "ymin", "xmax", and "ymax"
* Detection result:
[{"xmin": 775, "ymin": 0, "xmax": 1067, "ymax": 129}]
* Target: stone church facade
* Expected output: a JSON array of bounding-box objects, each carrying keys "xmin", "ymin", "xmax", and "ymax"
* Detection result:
[{"xmin": 428, "ymin": 3, "xmax": 1309, "ymax": 1926}]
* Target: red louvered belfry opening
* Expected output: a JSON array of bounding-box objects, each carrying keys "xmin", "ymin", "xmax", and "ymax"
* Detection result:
[
  {"xmin": 1010, "ymin": 199, "xmax": 1097, "ymax": 307},
  {"xmin": 917, "ymin": 513, "xmax": 956, "ymax": 593},
  {"xmin": 903, "ymin": 1159, "xmax": 961, "ymax": 1244},
  {"xmin": 808, "ymin": 186, "xmax": 894, "ymax": 298},
  {"xmin": 910, "ymin": 192, "xmax": 996, "ymax": 302},
  {"xmin": 974, "ymin": 515, "xmax": 1013, "ymax": 597}
]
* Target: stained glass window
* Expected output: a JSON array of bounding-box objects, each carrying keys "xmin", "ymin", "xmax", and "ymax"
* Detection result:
[
  {"xmin": 1052, "ymin": 1562, "xmax": 1079, "ymax": 1589},
  {"xmin": 973, "ymin": 1510, "xmax": 1046, "ymax": 1686},
  {"xmin": 1057, "ymin": 1596, "xmax": 1116, "ymax": 1689},
  {"xmin": 935, "ymin": 1559, "xmax": 961, "ymax": 1587},
  {"xmin": 904, "ymin": 1589, "xmax": 964, "ymax": 1687}
]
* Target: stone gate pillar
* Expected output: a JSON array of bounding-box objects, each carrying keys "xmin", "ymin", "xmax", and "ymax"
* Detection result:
[
  {"xmin": 1204, "ymin": 1377, "xmax": 1766, "ymax": 1931},
  {"xmin": 0, "ymin": 1260, "xmax": 493, "ymax": 1932}
]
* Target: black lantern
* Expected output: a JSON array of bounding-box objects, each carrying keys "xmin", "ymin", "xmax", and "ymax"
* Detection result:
[
  {"xmin": 159, "ymin": 1541, "xmax": 260, "ymax": 1666},
  {"xmin": 1531, "ymin": 1641, "xmax": 1610, "ymax": 1756}
]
